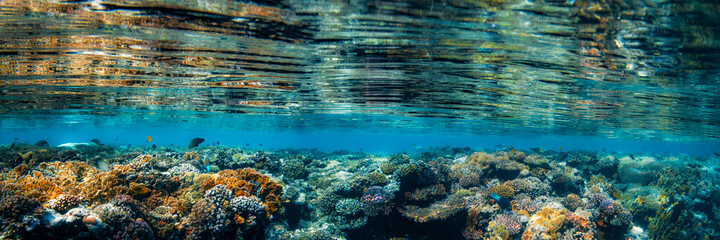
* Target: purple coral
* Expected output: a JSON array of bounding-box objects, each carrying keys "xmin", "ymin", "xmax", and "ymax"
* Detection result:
[
  {"xmin": 492, "ymin": 213, "xmax": 523, "ymax": 236},
  {"xmin": 418, "ymin": 166, "xmax": 439, "ymax": 185},
  {"xmin": 586, "ymin": 193, "xmax": 606, "ymax": 208},
  {"xmin": 230, "ymin": 196, "xmax": 266, "ymax": 214},
  {"xmin": 361, "ymin": 186, "xmax": 395, "ymax": 216},
  {"xmin": 204, "ymin": 184, "xmax": 233, "ymax": 207},
  {"xmin": 112, "ymin": 219, "xmax": 154, "ymax": 240},
  {"xmin": 598, "ymin": 199, "xmax": 617, "ymax": 216},
  {"xmin": 613, "ymin": 210, "xmax": 633, "ymax": 226}
]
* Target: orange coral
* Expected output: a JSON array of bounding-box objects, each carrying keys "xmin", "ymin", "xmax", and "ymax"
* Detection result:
[
  {"xmin": 200, "ymin": 168, "xmax": 283, "ymax": 216},
  {"xmin": 0, "ymin": 161, "xmax": 140, "ymax": 203},
  {"xmin": 0, "ymin": 161, "xmax": 97, "ymax": 202}
]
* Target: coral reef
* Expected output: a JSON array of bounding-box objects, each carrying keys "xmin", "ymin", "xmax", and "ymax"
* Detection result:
[{"xmin": 1, "ymin": 144, "xmax": 716, "ymax": 240}]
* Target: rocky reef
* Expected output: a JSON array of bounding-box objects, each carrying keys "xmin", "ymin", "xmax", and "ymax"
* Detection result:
[{"xmin": 0, "ymin": 142, "xmax": 718, "ymax": 239}]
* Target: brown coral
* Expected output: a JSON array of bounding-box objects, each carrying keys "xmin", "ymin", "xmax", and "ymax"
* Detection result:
[
  {"xmin": 51, "ymin": 194, "xmax": 81, "ymax": 213},
  {"xmin": 490, "ymin": 184, "xmax": 515, "ymax": 199},
  {"xmin": 466, "ymin": 152, "xmax": 495, "ymax": 166}
]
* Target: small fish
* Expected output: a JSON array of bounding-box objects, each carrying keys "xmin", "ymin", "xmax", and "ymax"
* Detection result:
[
  {"xmin": 13, "ymin": 138, "xmax": 19, "ymax": 140},
  {"xmin": 216, "ymin": 141, "xmax": 220, "ymax": 145},
  {"xmin": 152, "ymin": 144, "xmax": 157, "ymax": 149},
  {"xmin": 490, "ymin": 192, "xmax": 512, "ymax": 211},
  {"xmin": 558, "ymin": 147, "xmax": 563, "ymax": 153},
  {"xmin": 91, "ymin": 139, "xmax": 102, "ymax": 145},
  {"xmin": 245, "ymin": 143, "xmax": 249, "ymax": 146},
  {"xmin": 188, "ymin": 138, "xmax": 205, "ymax": 148},
  {"xmin": 147, "ymin": 136, "xmax": 152, "ymax": 143},
  {"xmin": 259, "ymin": 143, "xmax": 263, "ymax": 147}
]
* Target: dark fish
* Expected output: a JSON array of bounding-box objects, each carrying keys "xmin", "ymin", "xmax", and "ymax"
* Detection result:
[
  {"xmin": 259, "ymin": 143, "xmax": 263, "ymax": 147},
  {"xmin": 245, "ymin": 143, "xmax": 249, "ymax": 146},
  {"xmin": 216, "ymin": 141, "xmax": 220, "ymax": 145},
  {"xmin": 90, "ymin": 139, "xmax": 103, "ymax": 145},
  {"xmin": 13, "ymin": 138, "xmax": 19, "ymax": 140},
  {"xmin": 34, "ymin": 140, "xmax": 49, "ymax": 147},
  {"xmin": 491, "ymin": 192, "xmax": 512, "ymax": 211},
  {"xmin": 152, "ymin": 144, "xmax": 157, "ymax": 149},
  {"xmin": 188, "ymin": 138, "xmax": 205, "ymax": 148}
]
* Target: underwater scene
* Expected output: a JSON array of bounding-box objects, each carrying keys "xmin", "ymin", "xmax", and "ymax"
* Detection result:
[{"xmin": 1, "ymin": 0, "xmax": 720, "ymax": 239}]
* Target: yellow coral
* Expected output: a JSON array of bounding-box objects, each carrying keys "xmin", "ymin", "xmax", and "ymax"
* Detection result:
[
  {"xmin": 522, "ymin": 207, "xmax": 567, "ymax": 240},
  {"xmin": 466, "ymin": 152, "xmax": 495, "ymax": 166},
  {"xmin": 490, "ymin": 184, "xmax": 515, "ymax": 199}
]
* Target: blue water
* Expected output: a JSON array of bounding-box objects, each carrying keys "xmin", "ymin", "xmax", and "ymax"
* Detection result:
[{"xmin": 3, "ymin": 114, "xmax": 718, "ymax": 155}]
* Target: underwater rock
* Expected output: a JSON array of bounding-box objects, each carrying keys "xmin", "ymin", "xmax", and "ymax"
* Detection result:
[
  {"xmin": 188, "ymin": 138, "xmax": 204, "ymax": 148},
  {"xmin": 34, "ymin": 140, "xmax": 49, "ymax": 147},
  {"xmin": 617, "ymin": 156, "xmax": 665, "ymax": 184},
  {"xmin": 57, "ymin": 142, "xmax": 91, "ymax": 148}
]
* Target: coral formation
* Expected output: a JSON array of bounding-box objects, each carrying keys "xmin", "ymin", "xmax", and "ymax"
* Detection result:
[
  {"xmin": 2, "ymin": 143, "xmax": 714, "ymax": 240},
  {"xmin": 361, "ymin": 186, "xmax": 394, "ymax": 216}
]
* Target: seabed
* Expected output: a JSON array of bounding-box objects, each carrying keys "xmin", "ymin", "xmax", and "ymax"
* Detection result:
[{"xmin": 1, "ymin": 142, "xmax": 717, "ymax": 240}]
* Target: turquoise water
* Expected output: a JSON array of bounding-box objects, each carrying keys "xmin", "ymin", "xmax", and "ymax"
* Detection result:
[
  {"xmin": 2, "ymin": 114, "xmax": 719, "ymax": 155},
  {"xmin": 1, "ymin": 0, "xmax": 720, "ymax": 239}
]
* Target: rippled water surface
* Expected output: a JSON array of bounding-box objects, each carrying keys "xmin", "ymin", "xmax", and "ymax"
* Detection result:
[{"xmin": 1, "ymin": 0, "xmax": 719, "ymax": 142}]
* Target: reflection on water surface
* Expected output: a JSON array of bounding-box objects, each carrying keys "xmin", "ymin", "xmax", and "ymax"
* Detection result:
[{"xmin": 0, "ymin": 0, "xmax": 719, "ymax": 141}]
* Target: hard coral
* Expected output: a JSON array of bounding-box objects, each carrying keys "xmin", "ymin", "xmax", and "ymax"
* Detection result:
[
  {"xmin": 112, "ymin": 218, "xmax": 155, "ymax": 240},
  {"xmin": 50, "ymin": 194, "xmax": 81, "ymax": 214},
  {"xmin": 0, "ymin": 161, "xmax": 97, "ymax": 202},
  {"xmin": 361, "ymin": 186, "xmax": 394, "ymax": 216},
  {"xmin": 490, "ymin": 213, "xmax": 523, "ymax": 236},
  {"xmin": 201, "ymin": 168, "xmax": 283, "ymax": 217},
  {"xmin": 522, "ymin": 207, "xmax": 567, "ymax": 240},
  {"xmin": 365, "ymin": 172, "xmax": 389, "ymax": 186},
  {"xmin": 563, "ymin": 193, "xmax": 583, "ymax": 211},
  {"xmin": 490, "ymin": 184, "xmax": 515, "ymax": 199}
]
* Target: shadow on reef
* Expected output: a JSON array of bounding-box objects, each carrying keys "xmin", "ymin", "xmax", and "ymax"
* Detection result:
[{"xmin": 0, "ymin": 142, "xmax": 719, "ymax": 240}]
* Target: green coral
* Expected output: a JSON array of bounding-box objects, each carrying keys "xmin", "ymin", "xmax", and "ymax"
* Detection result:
[
  {"xmin": 282, "ymin": 158, "xmax": 307, "ymax": 179},
  {"xmin": 335, "ymin": 198, "xmax": 364, "ymax": 216},
  {"xmin": 380, "ymin": 163, "xmax": 395, "ymax": 175},
  {"xmin": 490, "ymin": 184, "xmax": 515, "ymax": 199},
  {"xmin": 389, "ymin": 153, "xmax": 410, "ymax": 164},
  {"xmin": 365, "ymin": 172, "xmax": 388, "ymax": 186},
  {"xmin": 397, "ymin": 164, "xmax": 418, "ymax": 178}
]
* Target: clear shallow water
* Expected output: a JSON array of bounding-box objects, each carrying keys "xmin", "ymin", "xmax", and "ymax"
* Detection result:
[
  {"xmin": 1, "ymin": 0, "xmax": 720, "ymax": 148},
  {"xmin": 2, "ymin": 1, "xmax": 720, "ymax": 239}
]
